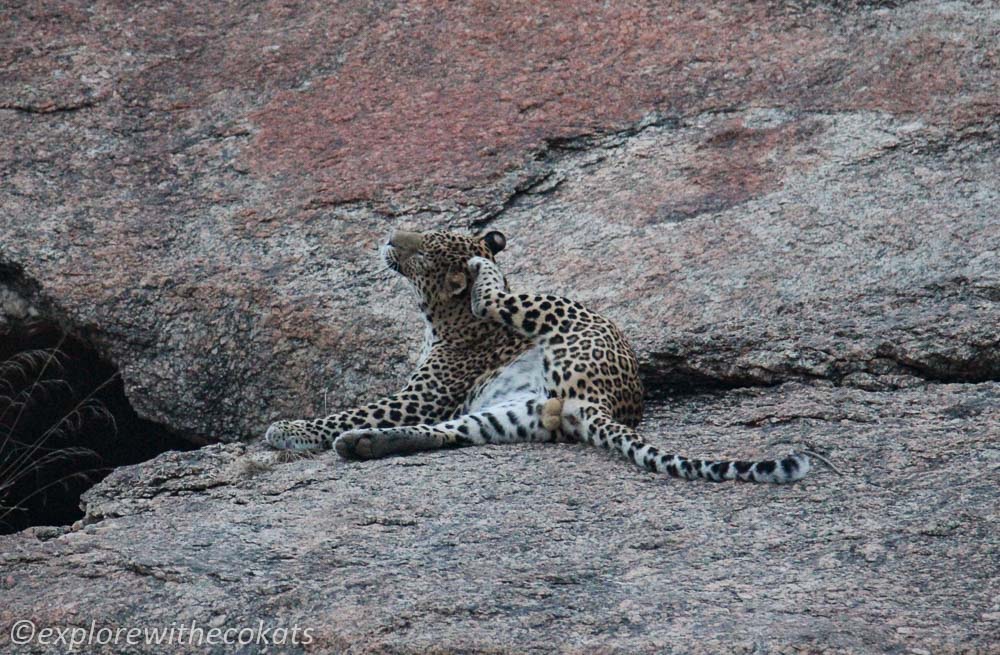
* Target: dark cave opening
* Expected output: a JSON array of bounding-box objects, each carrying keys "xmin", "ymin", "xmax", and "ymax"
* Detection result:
[{"xmin": 0, "ymin": 321, "xmax": 195, "ymax": 535}]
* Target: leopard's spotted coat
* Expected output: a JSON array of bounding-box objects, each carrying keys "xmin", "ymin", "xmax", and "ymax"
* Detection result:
[{"xmin": 265, "ymin": 230, "xmax": 809, "ymax": 483}]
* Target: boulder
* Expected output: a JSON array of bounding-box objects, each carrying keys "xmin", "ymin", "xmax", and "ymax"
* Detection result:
[
  {"xmin": 1, "ymin": 0, "xmax": 997, "ymax": 652},
  {"xmin": 1, "ymin": 381, "xmax": 997, "ymax": 653},
  {"xmin": 0, "ymin": 0, "xmax": 995, "ymax": 439}
]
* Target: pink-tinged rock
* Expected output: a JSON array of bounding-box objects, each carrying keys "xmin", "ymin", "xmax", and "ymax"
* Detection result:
[
  {"xmin": 246, "ymin": 1, "xmax": 995, "ymax": 207},
  {"xmin": 0, "ymin": 0, "xmax": 997, "ymax": 442}
]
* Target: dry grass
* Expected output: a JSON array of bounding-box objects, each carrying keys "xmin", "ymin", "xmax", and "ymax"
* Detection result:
[{"xmin": 0, "ymin": 338, "xmax": 118, "ymax": 532}]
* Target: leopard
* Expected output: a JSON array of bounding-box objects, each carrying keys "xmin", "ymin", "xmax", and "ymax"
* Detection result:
[{"xmin": 264, "ymin": 229, "xmax": 810, "ymax": 483}]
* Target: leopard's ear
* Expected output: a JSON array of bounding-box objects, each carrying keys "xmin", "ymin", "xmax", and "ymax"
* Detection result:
[
  {"xmin": 444, "ymin": 269, "xmax": 468, "ymax": 297},
  {"xmin": 481, "ymin": 231, "xmax": 506, "ymax": 255}
]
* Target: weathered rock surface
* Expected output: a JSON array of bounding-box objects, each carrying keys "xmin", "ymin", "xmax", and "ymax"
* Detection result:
[
  {"xmin": 2, "ymin": 382, "xmax": 998, "ymax": 653},
  {"xmin": 1, "ymin": 0, "xmax": 998, "ymax": 652},
  {"xmin": 1, "ymin": 0, "xmax": 997, "ymax": 440}
]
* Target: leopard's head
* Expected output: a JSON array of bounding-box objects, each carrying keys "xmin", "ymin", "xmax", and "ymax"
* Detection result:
[{"xmin": 381, "ymin": 229, "xmax": 506, "ymax": 323}]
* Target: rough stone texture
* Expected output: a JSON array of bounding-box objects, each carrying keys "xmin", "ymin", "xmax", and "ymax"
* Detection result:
[
  {"xmin": 1, "ymin": 0, "xmax": 997, "ymax": 440},
  {"xmin": 1, "ymin": 1, "xmax": 999, "ymax": 652},
  {"xmin": 2, "ymin": 382, "xmax": 998, "ymax": 654},
  {"xmin": 491, "ymin": 108, "xmax": 999, "ymax": 394}
]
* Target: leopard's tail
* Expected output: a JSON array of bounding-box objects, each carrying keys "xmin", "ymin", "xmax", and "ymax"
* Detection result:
[
  {"xmin": 565, "ymin": 403, "xmax": 810, "ymax": 483},
  {"xmin": 627, "ymin": 442, "xmax": 811, "ymax": 483}
]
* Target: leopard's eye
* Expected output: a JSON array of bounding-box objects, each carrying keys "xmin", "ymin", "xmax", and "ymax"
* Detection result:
[{"xmin": 482, "ymin": 231, "xmax": 506, "ymax": 255}]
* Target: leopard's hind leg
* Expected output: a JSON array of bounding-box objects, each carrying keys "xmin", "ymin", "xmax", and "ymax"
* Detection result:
[
  {"xmin": 467, "ymin": 256, "xmax": 581, "ymax": 340},
  {"xmin": 334, "ymin": 397, "xmax": 558, "ymax": 460}
]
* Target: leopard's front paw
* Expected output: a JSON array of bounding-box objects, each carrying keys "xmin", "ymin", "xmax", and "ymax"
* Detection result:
[{"xmin": 264, "ymin": 420, "xmax": 329, "ymax": 451}]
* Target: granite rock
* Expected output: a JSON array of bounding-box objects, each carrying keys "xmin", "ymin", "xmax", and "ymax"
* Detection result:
[
  {"xmin": 0, "ymin": 2, "xmax": 998, "ymax": 651},
  {"xmin": 1, "ymin": 382, "xmax": 998, "ymax": 653},
  {"xmin": 0, "ymin": 0, "xmax": 996, "ymax": 439}
]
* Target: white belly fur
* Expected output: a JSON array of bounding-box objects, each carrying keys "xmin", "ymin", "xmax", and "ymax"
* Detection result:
[{"xmin": 466, "ymin": 345, "xmax": 547, "ymax": 413}]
